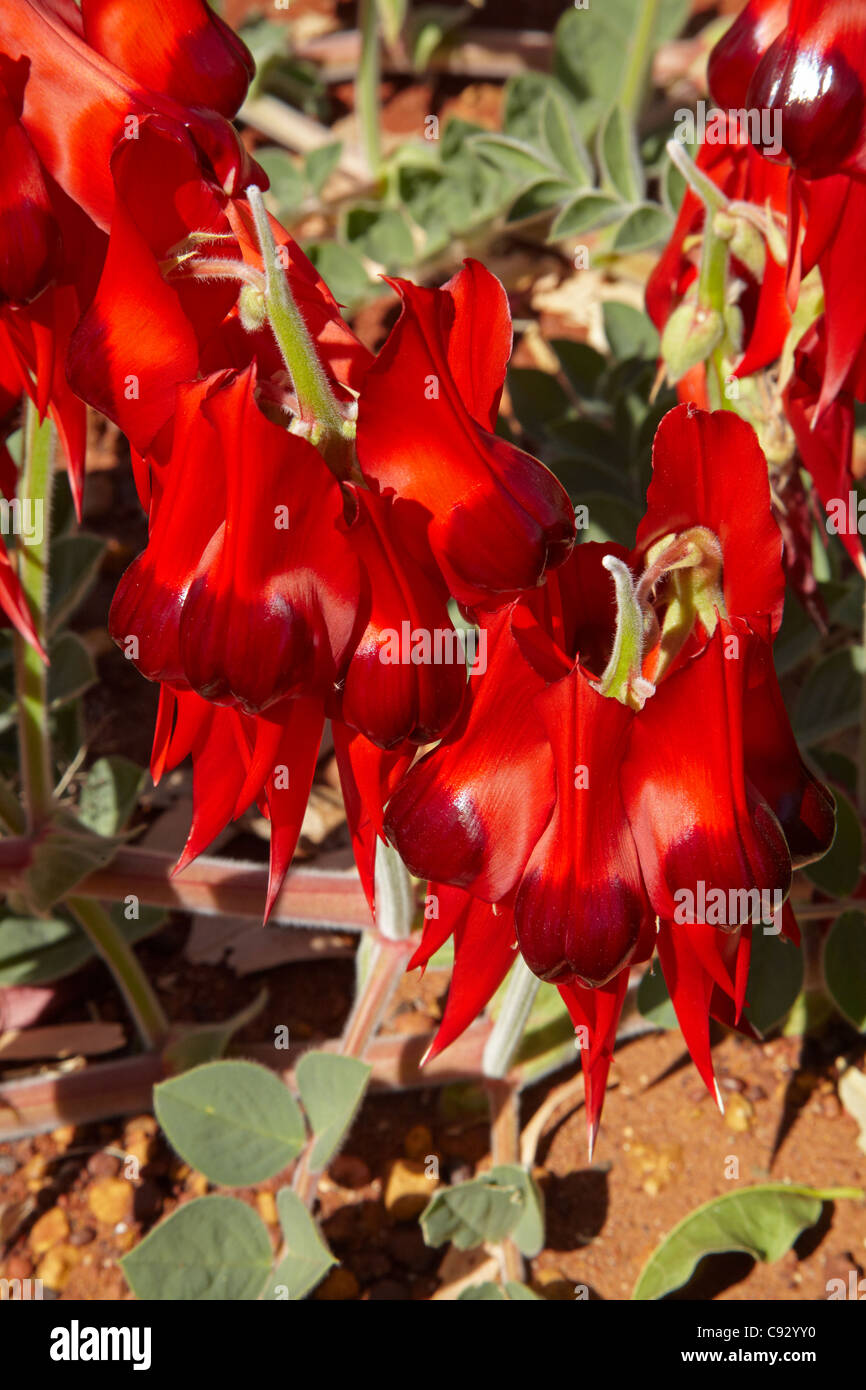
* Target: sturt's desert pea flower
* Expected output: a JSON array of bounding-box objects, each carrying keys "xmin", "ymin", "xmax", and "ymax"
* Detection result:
[
  {"xmin": 387, "ymin": 405, "xmax": 834, "ymax": 1145},
  {"xmin": 0, "ymin": 0, "xmax": 262, "ymax": 511}
]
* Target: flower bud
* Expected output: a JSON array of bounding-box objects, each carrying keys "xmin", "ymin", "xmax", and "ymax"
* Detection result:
[{"xmin": 660, "ymin": 301, "xmax": 724, "ymax": 382}]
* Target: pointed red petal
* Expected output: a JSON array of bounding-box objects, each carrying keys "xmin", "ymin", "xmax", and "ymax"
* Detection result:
[{"xmin": 424, "ymin": 888, "xmax": 517, "ymax": 1063}]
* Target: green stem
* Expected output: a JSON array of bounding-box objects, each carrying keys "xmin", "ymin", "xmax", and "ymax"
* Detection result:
[
  {"xmin": 357, "ymin": 0, "xmax": 383, "ymax": 178},
  {"xmin": 619, "ymin": 0, "xmax": 661, "ymax": 120},
  {"xmin": 69, "ymin": 896, "xmax": 169, "ymax": 1049},
  {"xmin": 482, "ymin": 954, "xmax": 540, "ymax": 1080},
  {"xmin": 245, "ymin": 186, "xmax": 347, "ymax": 441},
  {"xmin": 15, "ymin": 401, "xmax": 53, "ymax": 832},
  {"xmin": 12, "ymin": 408, "xmax": 169, "ymax": 1051}
]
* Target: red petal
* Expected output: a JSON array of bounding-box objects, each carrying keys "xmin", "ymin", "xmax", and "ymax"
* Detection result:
[
  {"xmin": 637, "ymin": 403, "xmax": 785, "ymax": 633},
  {"xmin": 707, "ymin": 0, "xmax": 788, "ymax": 108},
  {"xmin": 109, "ymin": 376, "xmax": 228, "ymax": 684},
  {"xmin": 356, "ymin": 272, "xmax": 574, "ymax": 604},
  {"xmin": 81, "ymin": 0, "xmax": 254, "ymax": 117},
  {"xmin": 657, "ymin": 921, "xmax": 720, "ymax": 1099},
  {"xmin": 557, "ymin": 970, "xmax": 630, "ymax": 1155},
  {"xmin": 261, "ymin": 698, "xmax": 325, "ymax": 922},
  {"xmin": 514, "ymin": 665, "xmax": 651, "ymax": 986},
  {"xmin": 440, "ymin": 259, "xmax": 512, "ymax": 430},
  {"xmin": 0, "ymin": 81, "xmax": 60, "ymax": 304},
  {"xmin": 177, "ymin": 367, "xmax": 360, "ymax": 713},
  {"xmin": 66, "ymin": 119, "xmax": 231, "ymax": 453},
  {"xmin": 622, "ymin": 622, "xmax": 792, "ymax": 926},
  {"xmin": 333, "ymin": 722, "xmax": 413, "ymax": 915},
  {"xmin": 423, "ymin": 888, "xmax": 517, "ymax": 1063},
  {"xmin": 338, "ymin": 489, "xmax": 467, "ymax": 748},
  {"xmin": 385, "ymin": 607, "xmax": 555, "ymax": 902}
]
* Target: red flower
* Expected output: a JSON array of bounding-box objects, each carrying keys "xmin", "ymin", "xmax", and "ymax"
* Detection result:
[
  {"xmin": 0, "ymin": 0, "xmax": 262, "ymax": 511},
  {"xmin": 108, "ymin": 367, "xmax": 361, "ymax": 715},
  {"xmin": 356, "ymin": 261, "xmax": 575, "ymax": 606},
  {"xmin": 388, "ymin": 405, "xmax": 834, "ymax": 1141}
]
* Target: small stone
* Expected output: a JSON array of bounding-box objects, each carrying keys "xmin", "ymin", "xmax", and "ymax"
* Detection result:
[
  {"xmin": 314, "ymin": 1267, "xmax": 360, "ymax": 1301},
  {"xmin": 86, "ymin": 1151, "xmax": 120, "ymax": 1179},
  {"xmin": 383, "ymin": 1159, "xmax": 436, "ymax": 1221},
  {"xmin": 36, "ymin": 1243, "xmax": 81, "ymax": 1292},
  {"xmin": 50, "ymin": 1125, "xmax": 77, "ymax": 1152},
  {"xmin": 329, "ymin": 1154, "xmax": 371, "ymax": 1190},
  {"xmin": 403, "ymin": 1125, "xmax": 433, "ymax": 1162},
  {"xmin": 29, "ymin": 1206, "xmax": 70, "ymax": 1255},
  {"xmin": 123, "ymin": 1115, "xmax": 159, "ymax": 1143},
  {"xmin": 87, "ymin": 1177, "xmax": 133, "ymax": 1226},
  {"xmin": 0, "ymin": 1155, "xmax": 17, "ymax": 1177},
  {"xmin": 255, "ymin": 1191, "xmax": 278, "ymax": 1226},
  {"xmin": 123, "ymin": 1134, "xmax": 153, "ymax": 1171},
  {"xmin": 724, "ymin": 1093, "xmax": 754, "ymax": 1133},
  {"xmin": 22, "ymin": 1154, "xmax": 49, "ymax": 1190},
  {"xmin": 187, "ymin": 1171, "xmax": 209, "ymax": 1198},
  {"xmin": 3, "ymin": 1253, "xmax": 32, "ymax": 1281}
]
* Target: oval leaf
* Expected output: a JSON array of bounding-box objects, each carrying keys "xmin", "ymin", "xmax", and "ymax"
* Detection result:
[
  {"xmin": 154, "ymin": 1060, "xmax": 305, "ymax": 1186},
  {"xmin": 121, "ymin": 1195, "xmax": 273, "ymax": 1301},
  {"xmin": 264, "ymin": 1188, "xmax": 336, "ymax": 1300},
  {"xmin": 824, "ymin": 911, "xmax": 866, "ymax": 1031},
  {"xmin": 633, "ymin": 1184, "xmax": 861, "ymax": 1300},
  {"xmin": 295, "ymin": 1052, "xmax": 371, "ymax": 1171}
]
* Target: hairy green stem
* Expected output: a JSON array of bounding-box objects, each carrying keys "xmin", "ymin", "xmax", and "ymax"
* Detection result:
[
  {"xmin": 246, "ymin": 185, "xmax": 347, "ymax": 439},
  {"xmin": 357, "ymin": 0, "xmax": 383, "ymax": 178},
  {"xmin": 15, "ymin": 401, "xmax": 54, "ymax": 831}
]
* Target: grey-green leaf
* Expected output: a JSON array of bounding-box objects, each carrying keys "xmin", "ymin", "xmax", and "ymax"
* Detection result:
[
  {"xmin": 804, "ymin": 787, "xmax": 860, "ymax": 897},
  {"xmin": 0, "ymin": 903, "xmax": 165, "ymax": 987},
  {"xmin": 49, "ymin": 533, "xmax": 106, "ymax": 634},
  {"xmin": 154, "ymin": 1060, "xmax": 306, "ymax": 1187},
  {"xmin": 550, "ymin": 191, "xmax": 621, "ymax": 239},
  {"xmin": 598, "ymin": 106, "xmax": 644, "ymax": 202},
  {"xmin": 304, "ymin": 141, "xmax": 342, "ymax": 195},
  {"xmin": 78, "ymin": 755, "xmax": 144, "ymax": 836},
  {"xmin": 633, "ymin": 1184, "xmax": 861, "ymax": 1300},
  {"xmin": 121, "ymin": 1196, "xmax": 273, "ymax": 1301},
  {"xmin": 541, "ymin": 93, "xmax": 592, "ymax": 184},
  {"xmin": 824, "ymin": 912, "xmax": 866, "ymax": 1031},
  {"xmin": 264, "ymin": 1188, "xmax": 337, "ymax": 1300},
  {"xmin": 795, "ymin": 646, "xmax": 865, "ymax": 745},
  {"xmin": 613, "ymin": 203, "xmax": 672, "ymax": 253},
  {"xmin": 295, "ymin": 1052, "xmax": 371, "ymax": 1171},
  {"xmin": 420, "ymin": 1164, "xmax": 543, "ymax": 1254},
  {"xmin": 602, "ymin": 301, "xmax": 660, "ymax": 360},
  {"xmin": 745, "ymin": 928, "xmax": 804, "ymax": 1035},
  {"xmin": 48, "ymin": 632, "xmax": 97, "ymax": 708}
]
